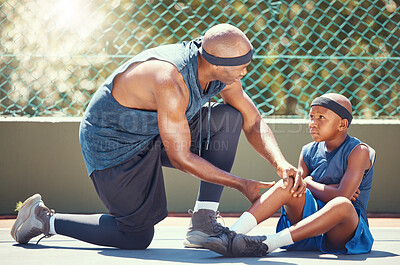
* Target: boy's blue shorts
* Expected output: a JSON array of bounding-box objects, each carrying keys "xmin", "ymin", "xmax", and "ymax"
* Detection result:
[{"xmin": 276, "ymin": 189, "xmax": 374, "ymax": 254}]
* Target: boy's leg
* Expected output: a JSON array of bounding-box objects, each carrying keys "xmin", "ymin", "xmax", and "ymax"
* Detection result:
[
  {"xmin": 264, "ymin": 195, "xmax": 358, "ymax": 253},
  {"xmin": 249, "ymin": 178, "xmax": 305, "ymax": 225},
  {"xmin": 203, "ymin": 177, "xmax": 302, "ymax": 255},
  {"xmin": 204, "ymin": 197, "xmax": 360, "ymax": 256},
  {"xmin": 288, "ymin": 196, "xmax": 359, "ymax": 249},
  {"xmin": 231, "ymin": 177, "xmax": 305, "ymax": 234},
  {"xmin": 204, "ymin": 182, "xmax": 359, "ymax": 255}
]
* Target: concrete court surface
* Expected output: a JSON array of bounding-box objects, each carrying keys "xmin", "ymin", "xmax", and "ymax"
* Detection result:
[{"xmin": 1, "ymin": 217, "xmax": 399, "ymax": 265}]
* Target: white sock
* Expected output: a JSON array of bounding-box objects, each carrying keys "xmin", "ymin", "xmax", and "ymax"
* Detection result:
[
  {"xmin": 230, "ymin": 211, "xmax": 258, "ymax": 234},
  {"xmin": 49, "ymin": 214, "xmax": 57, "ymax": 235},
  {"xmin": 193, "ymin": 201, "xmax": 219, "ymax": 212},
  {"xmin": 264, "ymin": 228, "xmax": 294, "ymax": 253}
]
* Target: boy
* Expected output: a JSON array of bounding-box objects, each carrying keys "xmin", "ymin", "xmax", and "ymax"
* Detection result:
[{"xmin": 203, "ymin": 93, "xmax": 375, "ymax": 257}]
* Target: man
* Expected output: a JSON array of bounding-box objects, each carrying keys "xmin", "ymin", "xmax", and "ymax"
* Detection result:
[{"xmin": 11, "ymin": 24, "xmax": 301, "ymax": 250}]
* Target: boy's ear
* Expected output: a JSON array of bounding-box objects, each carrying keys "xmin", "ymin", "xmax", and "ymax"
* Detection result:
[{"xmin": 339, "ymin": 119, "xmax": 348, "ymax": 131}]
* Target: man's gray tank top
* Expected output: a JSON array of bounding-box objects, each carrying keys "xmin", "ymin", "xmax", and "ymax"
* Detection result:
[{"xmin": 79, "ymin": 38, "xmax": 226, "ymax": 175}]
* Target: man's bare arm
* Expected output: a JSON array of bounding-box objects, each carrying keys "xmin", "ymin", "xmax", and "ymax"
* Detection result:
[
  {"xmin": 220, "ymin": 82, "xmax": 301, "ymax": 192},
  {"xmin": 154, "ymin": 70, "xmax": 273, "ymax": 203}
]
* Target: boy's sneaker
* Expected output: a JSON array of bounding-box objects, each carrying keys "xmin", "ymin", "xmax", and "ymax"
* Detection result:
[
  {"xmin": 183, "ymin": 209, "xmax": 225, "ymax": 248},
  {"xmin": 203, "ymin": 227, "xmax": 268, "ymax": 257},
  {"xmin": 11, "ymin": 194, "xmax": 55, "ymax": 244},
  {"xmin": 201, "ymin": 225, "xmax": 237, "ymax": 256},
  {"xmin": 231, "ymin": 234, "xmax": 268, "ymax": 257}
]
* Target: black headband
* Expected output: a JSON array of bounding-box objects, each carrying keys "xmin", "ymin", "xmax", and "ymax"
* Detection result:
[
  {"xmin": 311, "ymin": 96, "xmax": 353, "ymax": 126},
  {"xmin": 200, "ymin": 47, "xmax": 253, "ymax": 66}
]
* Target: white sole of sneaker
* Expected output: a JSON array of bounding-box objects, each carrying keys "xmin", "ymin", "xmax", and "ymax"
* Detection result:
[
  {"xmin": 10, "ymin": 194, "xmax": 41, "ymax": 242},
  {"xmin": 183, "ymin": 239, "xmax": 203, "ymax": 248},
  {"xmin": 183, "ymin": 230, "xmax": 211, "ymax": 248}
]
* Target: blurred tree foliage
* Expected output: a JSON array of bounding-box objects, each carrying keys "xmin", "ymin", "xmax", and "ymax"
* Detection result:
[{"xmin": 0, "ymin": 0, "xmax": 399, "ymax": 117}]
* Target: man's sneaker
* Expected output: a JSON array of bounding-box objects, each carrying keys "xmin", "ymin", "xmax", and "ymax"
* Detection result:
[
  {"xmin": 183, "ymin": 209, "xmax": 225, "ymax": 248},
  {"xmin": 203, "ymin": 227, "xmax": 269, "ymax": 257},
  {"xmin": 11, "ymin": 194, "xmax": 55, "ymax": 244},
  {"xmin": 231, "ymin": 234, "xmax": 268, "ymax": 257}
]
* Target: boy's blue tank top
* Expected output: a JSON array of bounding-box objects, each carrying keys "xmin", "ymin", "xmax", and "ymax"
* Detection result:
[
  {"xmin": 79, "ymin": 37, "xmax": 226, "ymax": 175},
  {"xmin": 301, "ymin": 135, "xmax": 375, "ymax": 224}
]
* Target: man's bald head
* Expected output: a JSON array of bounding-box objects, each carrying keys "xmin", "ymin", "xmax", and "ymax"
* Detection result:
[
  {"xmin": 321, "ymin": 93, "xmax": 352, "ymax": 114},
  {"xmin": 202, "ymin": 24, "xmax": 252, "ymax": 58}
]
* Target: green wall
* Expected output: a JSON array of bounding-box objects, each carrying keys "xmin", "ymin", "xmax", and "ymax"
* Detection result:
[{"xmin": 0, "ymin": 118, "xmax": 399, "ymax": 215}]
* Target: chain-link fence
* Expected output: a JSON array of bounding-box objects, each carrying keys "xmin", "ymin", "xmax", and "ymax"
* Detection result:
[{"xmin": 0, "ymin": 0, "xmax": 399, "ymax": 118}]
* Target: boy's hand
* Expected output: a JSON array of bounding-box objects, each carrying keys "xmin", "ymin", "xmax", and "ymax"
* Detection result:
[{"xmin": 351, "ymin": 189, "xmax": 360, "ymax": 201}]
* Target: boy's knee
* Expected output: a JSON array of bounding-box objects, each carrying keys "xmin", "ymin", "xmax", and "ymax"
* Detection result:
[
  {"xmin": 327, "ymin": 196, "xmax": 353, "ymax": 214},
  {"xmin": 331, "ymin": 196, "xmax": 352, "ymax": 205},
  {"xmin": 276, "ymin": 178, "xmax": 295, "ymax": 194},
  {"xmin": 277, "ymin": 177, "xmax": 294, "ymax": 189}
]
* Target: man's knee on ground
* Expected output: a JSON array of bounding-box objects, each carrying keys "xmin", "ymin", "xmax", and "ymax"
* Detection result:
[
  {"xmin": 122, "ymin": 234, "xmax": 153, "ymax": 250},
  {"xmin": 118, "ymin": 228, "xmax": 154, "ymax": 250}
]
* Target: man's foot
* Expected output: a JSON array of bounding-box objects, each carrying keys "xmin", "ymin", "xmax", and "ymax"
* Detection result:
[
  {"xmin": 183, "ymin": 209, "xmax": 225, "ymax": 248},
  {"xmin": 203, "ymin": 227, "xmax": 268, "ymax": 257},
  {"xmin": 11, "ymin": 194, "xmax": 55, "ymax": 244}
]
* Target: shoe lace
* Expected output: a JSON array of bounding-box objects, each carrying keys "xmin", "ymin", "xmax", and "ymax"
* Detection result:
[
  {"xmin": 36, "ymin": 209, "xmax": 55, "ymax": 245},
  {"xmin": 36, "ymin": 234, "xmax": 53, "ymax": 245},
  {"xmin": 241, "ymin": 236, "xmax": 267, "ymax": 256},
  {"xmin": 211, "ymin": 225, "xmax": 237, "ymax": 256},
  {"xmin": 215, "ymin": 211, "xmax": 225, "ymax": 227}
]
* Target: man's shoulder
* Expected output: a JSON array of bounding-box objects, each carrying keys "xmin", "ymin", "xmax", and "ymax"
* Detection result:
[
  {"xmin": 148, "ymin": 61, "xmax": 186, "ymax": 87},
  {"xmin": 147, "ymin": 61, "xmax": 189, "ymax": 103}
]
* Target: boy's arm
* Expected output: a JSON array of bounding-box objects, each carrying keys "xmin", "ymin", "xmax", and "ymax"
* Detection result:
[
  {"xmin": 297, "ymin": 152, "xmax": 309, "ymax": 179},
  {"xmin": 304, "ymin": 144, "xmax": 371, "ymax": 203}
]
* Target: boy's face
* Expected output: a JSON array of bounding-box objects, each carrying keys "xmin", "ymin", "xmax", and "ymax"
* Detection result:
[{"xmin": 309, "ymin": 106, "xmax": 344, "ymax": 142}]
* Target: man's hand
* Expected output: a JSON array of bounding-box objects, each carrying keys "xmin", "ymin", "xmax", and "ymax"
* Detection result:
[
  {"xmin": 351, "ymin": 188, "xmax": 360, "ymax": 201},
  {"xmin": 276, "ymin": 160, "xmax": 302, "ymax": 196},
  {"xmin": 291, "ymin": 173, "xmax": 307, "ymax": 197},
  {"xmin": 241, "ymin": 179, "xmax": 275, "ymax": 203}
]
